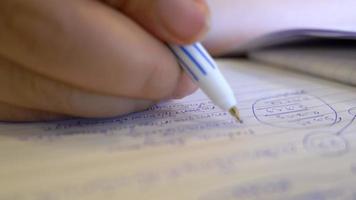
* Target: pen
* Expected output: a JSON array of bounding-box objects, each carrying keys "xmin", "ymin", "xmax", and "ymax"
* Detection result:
[{"xmin": 169, "ymin": 43, "xmax": 242, "ymax": 123}]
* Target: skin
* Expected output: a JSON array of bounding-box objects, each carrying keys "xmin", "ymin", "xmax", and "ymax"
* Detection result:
[
  {"xmin": 0, "ymin": 0, "xmax": 355, "ymax": 121},
  {"xmin": 0, "ymin": 0, "xmax": 207, "ymax": 121}
]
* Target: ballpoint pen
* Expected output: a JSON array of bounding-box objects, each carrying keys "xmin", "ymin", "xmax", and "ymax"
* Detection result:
[{"xmin": 169, "ymin": 43, "xmax": 242, "ymax": 123}]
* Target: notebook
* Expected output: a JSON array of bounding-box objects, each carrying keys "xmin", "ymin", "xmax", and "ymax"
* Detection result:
[
  {"xmin": 1, "ymin": 30, "xmax": 356, "ymax": 200},
  {"xmin": 235, "ymin": 29, "xmax": 356, "ymax": 86}
]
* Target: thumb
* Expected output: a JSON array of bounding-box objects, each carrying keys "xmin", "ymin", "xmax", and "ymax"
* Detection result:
[{"xmin": 105, "ymin": 0, "xmax": 210, "ymax": 44}]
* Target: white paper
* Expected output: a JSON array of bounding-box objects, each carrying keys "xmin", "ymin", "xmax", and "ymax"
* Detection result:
[
  {"xmin": 1, "ymin": 59, "xmax": 356, "ymax": 200},
  {"xmin": 232, "ymin": 29, "xmax": 356, "ymax": 53},
  {"xmin": 249, "ymin": 46, "xmax": 356, "ymax": 86}
]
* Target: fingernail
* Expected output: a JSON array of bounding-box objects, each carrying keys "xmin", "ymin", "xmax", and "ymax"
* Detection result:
[{"xmin": 157, "ymin": 0, "xmax": 210, "ymax": 43}]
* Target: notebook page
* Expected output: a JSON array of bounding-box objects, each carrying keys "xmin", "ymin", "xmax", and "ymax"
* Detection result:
[
  {"xmin": 227, "ymin": 29, "xmax": 356, "ymax": 55},
  {"xmin": 249, "ymin": 45, "xmax": 356, "ymax": 86},
  {"xmin": 1, "ymin": 59, "xmax": 356, "ymax": 200}
]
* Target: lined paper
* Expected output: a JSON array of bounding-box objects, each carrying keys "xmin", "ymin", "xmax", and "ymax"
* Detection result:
[{"xmin": 1, "ymin": 59, "xmax": 356, "ymax": 200}]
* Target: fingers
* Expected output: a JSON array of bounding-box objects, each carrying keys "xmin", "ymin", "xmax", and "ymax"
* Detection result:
[
  {"xmin": 0, "ymin": 0, "xmax": 195, "ymax": 101},
  {"xmin": 172, "ymin": 73, "xmax": 198, "ymax": 99},
  {"xmin": 0, "ymin": 101, "xmax": 67, "ymax": 122},
  {"xmin": 0, "ymin": 56, "xmax": 154, "ymax": 119},
  {"xmin": 105, "ymin": 0, "xmax": 211, "ymax": 44}
]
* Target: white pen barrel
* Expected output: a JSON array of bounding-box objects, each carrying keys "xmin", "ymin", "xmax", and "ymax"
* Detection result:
[
  {"xmin": 199, "ymin": 68, "xmax": 237, "ymax": 111},
  {"xmin": 169, "ymin": 43, "xmax": 237, "ymax": 111}
]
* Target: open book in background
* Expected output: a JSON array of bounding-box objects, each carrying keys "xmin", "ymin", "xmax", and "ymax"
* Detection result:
[{"xmin": 235, "ymin": 29, "xmax": 356, "ymax": 86}]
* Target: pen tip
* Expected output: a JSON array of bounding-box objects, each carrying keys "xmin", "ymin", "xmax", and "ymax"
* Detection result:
[{"xmin": 229, "ymin": 106, "xmax": 243, "ymax": 123}]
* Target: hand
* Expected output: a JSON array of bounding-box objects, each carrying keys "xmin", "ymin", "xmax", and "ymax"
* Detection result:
[{"xmin": 0, "ymin": 0, "xmax": 209, "ymax": 121}]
